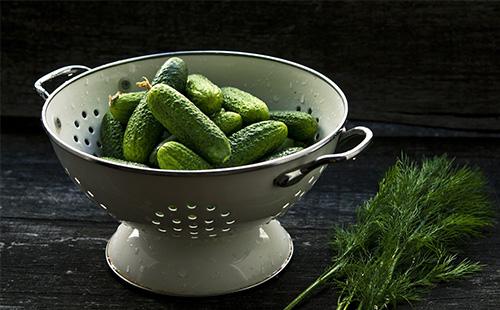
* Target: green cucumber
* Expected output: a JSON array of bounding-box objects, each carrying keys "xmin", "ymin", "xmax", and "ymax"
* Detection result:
[
  {"xmin": 186, "ymin": 74, "xmax": 223, "ymax": 115},
  {"xmin": 100, "ymin": 112, "xmax": 124, "ymax": 159},
  {"xmin": 276, "ymin": 138, "xmax": 296, "ymax": 152},
  {"xmin": 261, "ymin": 147, "xmax": 304, "ymax": 162},
  {"xmin": 211, "ymin": 109, "xmax": 243, "ymax": 135},
  {"xmin": 269, "ymin": 111, "xmax": 318, "ymax": 141},
  {"xmin": 149, "ymin": 135, "xmax": 176, "ymax": 168},
  {"xmin": 147, "ymin": 83, "xmax": 231, "ymax": 165},
  {"xmin": 151, "ymin": 57, "xmax": 188, "ymax": 92},
  {"xmin": 221, "ymin": 87, "xmax": 269, "ymax": 124},
  {"xmin": 123, "ymin": 58, "xmax": 188, "ymax": 163},
  {"xmin": 101, "ymin": 157, "xmax": 149, "ymax": 168},
  {"xmin": 223, "ymin": 120, "xmax": 288, "ymax": 167},
  {"xmin": 157, "ymin": 141, "xmax": 211, "ymax": 170},
  {"xmin": 108, "ymin": 91, "xmax": 145, "ymax": 125}
]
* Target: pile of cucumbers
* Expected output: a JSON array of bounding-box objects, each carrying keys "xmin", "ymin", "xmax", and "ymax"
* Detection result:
[{"xmin": 100, "ymin": 57, "xmax": 319, "ymax": 170}]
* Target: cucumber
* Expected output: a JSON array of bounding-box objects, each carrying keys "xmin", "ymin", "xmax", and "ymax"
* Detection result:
[
  {"xmin": 261, "ymin": 147, "xmax": 304, "ymax": 162},
  {"xmin": 221, "ymin": 87, "xmax": 269, "ymax": 124},
  {"xmin": 100, "ymin": 112, "xmax": 124, "ymax": 159},
  {"xmin": 157, "ymin": 141, "xmax": 212, "ymax": 170},
  {"xmin": 148, "ymin": 135, "xmax": 176, "ymax": 168},
  {"xmin": 275, "ymin": 137, "xmax": 296, "ymax": 152},
  {"xmin": 186, "ymin": 74, "xmax": 223, "ymax": 115},
  {"xmin": 223, "ymin": 120, "xmax": 288, "ymax": 167},
  {"xmin": 151, "ymin": 57, "xmax": 188, "ymax": 92},
  {"xmin": 269, "ymin": 111, "xmax": 318, "ymax": 141},
  {"xmin": 123, "ymin": 57, "xmax": 187, "ymax": 163},
  {"xmin": 147, "ymin": 83, "xmax": 231, "ymax": 165},
  {"xmin": 101, "ymin": 157, "xmax": 149, "ymax": 168},
  {"xmin": 108, "ymin": 91, "xmax": 145, "ymax": 125},
  {"xmin": 211, "ymin": 109, "xmax": 243, "ymax": 135}
]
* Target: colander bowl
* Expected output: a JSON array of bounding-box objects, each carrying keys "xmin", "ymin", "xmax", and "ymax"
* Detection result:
[{"xmin": 34, "ymin": 51, "xmax": 372, "ymax": 296}]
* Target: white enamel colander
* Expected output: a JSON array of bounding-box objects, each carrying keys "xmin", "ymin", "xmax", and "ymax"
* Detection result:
[{"xmin": 34, "ymin": 51, "xmax": 372, "ymax": 296}]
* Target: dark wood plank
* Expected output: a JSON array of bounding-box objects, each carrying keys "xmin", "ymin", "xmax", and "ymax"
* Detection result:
[
  {"xmin": 1, "ymin": 130, "xmax": 499, "ymax": 309},
  {"xmin": 1, "ymin": 1, "xmax": 499, "ymax": 130}
]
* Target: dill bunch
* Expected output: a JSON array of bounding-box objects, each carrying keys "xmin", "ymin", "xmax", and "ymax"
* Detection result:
[{"xmin": 285, "ymin": 155, "xmax": 494, "ymax": 310}]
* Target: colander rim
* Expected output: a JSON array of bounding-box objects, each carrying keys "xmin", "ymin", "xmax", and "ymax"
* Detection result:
[{"xmin": 42, "ymin": 50, "xmax": 348, "ymax": 176}]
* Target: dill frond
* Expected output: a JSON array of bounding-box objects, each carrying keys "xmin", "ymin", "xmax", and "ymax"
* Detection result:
[{"xmin": 285, "ymin": 155, "xmax": 493, "ymax": 310}]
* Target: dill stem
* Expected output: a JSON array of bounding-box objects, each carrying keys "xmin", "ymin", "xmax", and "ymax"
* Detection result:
[{"xmin": 284, "ymin": 262, "xmax": 345, "ymax": 310}]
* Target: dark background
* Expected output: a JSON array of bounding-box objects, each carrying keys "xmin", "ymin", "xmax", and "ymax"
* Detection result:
[
  {"xmin": 1, "ymin": 1, "xmax": 500, "ymax": 309},
  {"xmin": 1, "ymin": 1, "xmax": 499, "ymax": 130}
]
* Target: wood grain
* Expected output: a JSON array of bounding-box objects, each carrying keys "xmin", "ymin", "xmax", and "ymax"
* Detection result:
[
  {"xmin": 1, "ymin": 1, "xmax": 499, "ymax": 130},
  {"xmin": 1, "ymin": 130, "xmax": 499, "ymax": 309}
]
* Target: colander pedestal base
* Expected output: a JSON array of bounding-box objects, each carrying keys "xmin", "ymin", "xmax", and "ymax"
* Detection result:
[{"xmin": 105, "ymin": 220, "xmax": 293, "ymax": 296}]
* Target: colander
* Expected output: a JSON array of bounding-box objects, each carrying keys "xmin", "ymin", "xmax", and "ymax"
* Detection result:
[{"xmin": 34, "ymin": 51, "xmax": 372, "ymax": 296}]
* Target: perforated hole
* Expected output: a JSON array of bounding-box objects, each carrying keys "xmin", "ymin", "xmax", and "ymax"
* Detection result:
[
  {"xmin": 315, "ymin": 133, "xmax": 320, "ymax": 140},
  {"xmin": 282, "ymin": 202, "xmax": 290, "ymax": 209},
  {"xmin": 74, "ymin": 120, "xmax": 80, "ymax": 128},
  {"xmin": 221, "ymin": 212, "xmax": 230, "ymax": 217},
  {"xmin": 222, "ymin": 228, "xmax": 231, "ymax": 232},
  {"xmin": 295, "ymin": 190, "xmax": 302, "ymax": 197},
  {"xmin": 307, "ymin": 107, "xmax": 313, "ymax": 114},
  {"xmin": 99, "ymin": 203, "xmax": 107, "ymax": 210},
  {"xmin": 299, "ymin": 191, "xmax": 306, "ymax": 198},
  {"xmin": 205, "ymin": 227, "xmax": 214, "ymax": 231},
  {"xmin": 173, "ymin": 227, "xmax": 182, "ymax": 232},
  {"xmin": 189, "ymin": 224, "xmax": 198, "ymax": 229},
  {"xmin": 73, "ymin": 135, "xmax": 79, "ymax": 143},
  {"xmin": 320, "ymin": 166, "xmax": 326, "ymax": 173},
  {"xmin": 315, "ymin": 117, "xmax": 320, "ymax": 123},
  {"xmin": 158, "ymin": 228, "xmax": 167, "ymax": 233},
  {"xmin": 205, "ymin": 219, "xmax": 214, "ymax": 224},
  {"xmin": 226, "ymin": 220, "xmax": 235, "ymax": 225},
  {"xmin": 54, "ymin": 117, "xmax": 61, "ymax": 129},
  {"xmin": 172, "ymin": 219, "xmax": 181, "ymax": 225},
  {"xmin": 296, "ymin": 106, "xmax": 301, "ymax": 111},
  {"xmin": 191, "ymin": 236, "xmax": 199, "ymax": 239},
  {"xmin": 84, "ymin": 138, "xmax": 90, "ymax": 146},
  {"xmin": 152, "ymin": 220, "xmax": 160, "ymax": 225},
  {"xmin": 187, "ymin": 204, "xmax": 197, "ymax": 210},
  {"xmin": 74, "ymin": 177, "xmax": 80, "ymax": 185},
  {"xmin": 308, "ymin": 176, "xmax": 315, "ymax": 184},
  {"xmin": 209, "ymin": 234, "xmax": 217, "ymax": 238},
  {"xmin": 88, "ymin": 126, "xmax": 94, "ymax": 134},
  {"xmin": 155, "ymin": 211, "xmax": 164, "ymax": 218},
  {"xmin": 168, "ymin": 205, "xmax": 177, "ymax": 212},
  {"xmin": 96, "ymin": 141, "xmax": 102, "ymax": 148},
  {"xmin": 188, "ymin": 214, "xmax": 197, "ymax": 220},
  {"xmin": 81, "ymin": 111, "xmax": 87, "ymax": 118},
  {"xmin": 64, "ymin": 168, "xmax": 70, "ymax": 175},
  {"xmin": 93, "ymin": 109, "xmax": 99, "ymax": 117},
  {"xmin": 86, "ymin": 190, "xmax": 94, "ymax": 198},
  {"xmin": 207, "ymin": 206, "xmax": 216, "ymax": 212},
  {"xmin": 189, "ymin": 231, "xmax": 198, "ymax": 235}
]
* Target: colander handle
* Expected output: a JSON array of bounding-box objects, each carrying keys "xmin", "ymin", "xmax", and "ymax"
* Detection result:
[
  {"xmin": 274, "ymin": 126, "xmax": 373, "ymax": 187},
  {"xmin": 34, "ymin": 65, "xmax": 91, "ymax": 99}
]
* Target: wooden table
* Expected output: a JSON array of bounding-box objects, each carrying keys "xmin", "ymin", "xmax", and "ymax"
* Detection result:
[{"xmin": 2, "ymin": 120, "xmax": 499, "ymax": 309}]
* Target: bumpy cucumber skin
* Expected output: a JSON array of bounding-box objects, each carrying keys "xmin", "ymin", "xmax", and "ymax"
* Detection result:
[
  {"xmin": 261, "ymin": 146, "xmax": 304, "ymax": 162},
  {"xmin": 101, "ymin": 157, "xmax": 149, "ymax": 168},
  {"xmin": 109, "ymin": 91, "xmax": 145, "ymax": 125},
  {"xmin": 148, "ymin": 135, "xmax": 176, "ymax": 168},
  {"xmin": 152, "ymin": 57, "xmax": 188, "ymax": 92},
  {"xmin": 223, "ymin": 120, "xmax": 288, "ymax": 167},
  {"xmin": 211, "ymin": 109, "xmax": 243, "ymax": 135},
  {"xmin": 221, "ymin": 87, "xmax": 270, "ymax": 124},
  {"xmin": 275, "ymin": 137, "xmax": 296, "ymax": 152},
  {"xmin": 147, "ymin": 83, "xmax": 231, "ymax": 165},
  {"xmin": 122, "ymin": 97, "xmax": 164, "ymax": 163},
  {"xmin": 123, "ymin": 58, "xmax": 187, "ymax": 163},
  {"xmin": 269, "ymin": 111, "xmax": 319, "ymax": 141},
  {"xmin": 186, "ymin": 74, "xmax": 223, "ymax": 115},
  {"xmin": 100, "ymin": 112, "xmax": 125, "ymax": 159},
  {"xmin": 157, "ymin": 141, "xmax": 212, "ymax": 170}
]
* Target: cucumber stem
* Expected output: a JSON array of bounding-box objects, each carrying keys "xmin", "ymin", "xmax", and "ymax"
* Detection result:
[{"xmin": 136, "ymin": 76, "xmax": 152, "ymax": 90}]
